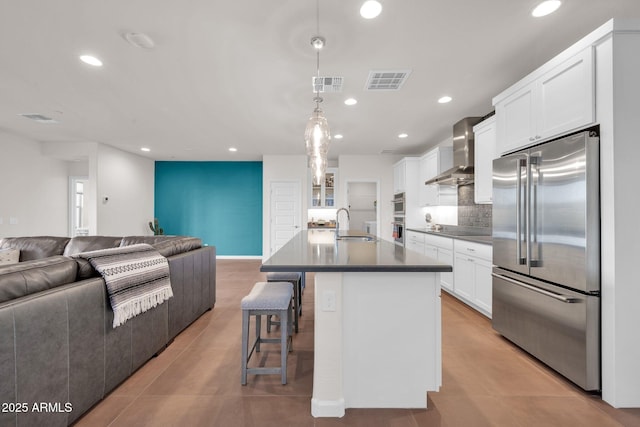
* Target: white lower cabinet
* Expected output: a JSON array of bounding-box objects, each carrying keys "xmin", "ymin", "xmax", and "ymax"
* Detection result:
[
  {"xmin": 406, "ymin": 231, "xmax": 425, "ymax": 254},
  {"xmin": 453, "ymin": 240, "xmax": 493, "ymax": 318},
  {"xmin": 424, "ymin": 235, "xmax": 454, "ymax": 293},
  {"xmin": 437, "ymin": 248, "xmax": 454, "ymax": 293},
  {"xmin": 411, "ymin": 231, "xmax": 493, "ymax": 317}
]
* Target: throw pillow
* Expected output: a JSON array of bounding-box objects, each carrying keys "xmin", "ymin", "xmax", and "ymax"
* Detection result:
[{"xmin": 0, "ymin": 248, "xmax": 20, "ymax": 265}]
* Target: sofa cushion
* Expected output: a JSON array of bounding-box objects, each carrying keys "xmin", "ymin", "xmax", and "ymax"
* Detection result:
[
  {"xmin": 0, "ymin": 248, "xmax": 20, "ymax": 265},
  {"xmin": 63, "ymin": 236, "xmax": 123, "ymax": 257},
  {"xmin": 0, "ymin": 256, "xmax": 78, "ymax": 303},
  {"xmin": 0, "ymin": 236, "xmax": 70, "ymax": 261},
  {"xmin": 120, "ymin": 236, "xmax": 202, "ymax": 258}
]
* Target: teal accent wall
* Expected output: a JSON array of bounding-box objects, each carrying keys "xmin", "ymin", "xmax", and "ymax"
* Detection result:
[{"xmin": 154, "ymin": 161, "xmax": 263, "ymax": 256}]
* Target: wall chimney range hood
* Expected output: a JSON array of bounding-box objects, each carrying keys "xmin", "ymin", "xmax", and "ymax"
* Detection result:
[{"xmin": 425, "ymin": 116, "xmax": 484, "ymax": 186}]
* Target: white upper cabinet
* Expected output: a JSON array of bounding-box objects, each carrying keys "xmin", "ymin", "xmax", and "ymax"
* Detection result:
[
  {"xmin": 392, "ymin": 160, "xmax": 407, "ymax": 194},
  {"xmin": 473, "ymin": 116, "xmax": 496, "ymax": 204},
  {"xmin": 495, "ymin": 47, "xmax": 595, "ymax": 155},
  {"xmin": 419, "ymin": 147, "xmax": 456, "ymax": 206},
  {"xmin": 310, "ymin": 168, "xmax": 337, "ymax": 208}
]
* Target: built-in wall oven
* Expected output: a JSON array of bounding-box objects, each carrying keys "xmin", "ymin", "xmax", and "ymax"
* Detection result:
[
  {"xmin": 392, "ymin": 192, "xmax": 405, "ymax": 216},
  {"xmin": 392, "ymin": 216, "xmax": 405, "ymax": 246},
  {"xmin": 392, "ymin": 192, "xmax": 405, "ymax": 246}
]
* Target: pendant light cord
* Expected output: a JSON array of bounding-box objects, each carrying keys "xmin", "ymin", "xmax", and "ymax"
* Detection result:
[{"xmin": 315, "ymin": 0, "xmax": 321, "ymax": 110}]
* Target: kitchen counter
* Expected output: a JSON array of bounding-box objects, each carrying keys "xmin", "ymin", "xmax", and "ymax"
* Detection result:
[
  {"xmin": 407, "ymin": 226, "xmax": 493, "ymax": 245},
  {"xmin": 261, "ymin": 229, "xmax": 452, "ymax": 273},
  {"xmin": 261, "ymin": 229, "xmax": 445, "ymax": 417}
]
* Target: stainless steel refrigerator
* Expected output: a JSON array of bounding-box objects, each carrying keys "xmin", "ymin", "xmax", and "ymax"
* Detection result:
[{"xmin": 492, "ymin": 130, "xmax": 600, "ymax": 391}]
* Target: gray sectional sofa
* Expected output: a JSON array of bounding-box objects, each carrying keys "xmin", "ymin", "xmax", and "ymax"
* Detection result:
[{"xmin": 0, "ymin": 235, "xmax": 216, "ymax": 426}]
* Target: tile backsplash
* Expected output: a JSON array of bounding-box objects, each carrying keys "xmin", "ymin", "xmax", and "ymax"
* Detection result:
[{"xmin": 457, "ymin": 184, "xmax": 492, "ymax": 228}]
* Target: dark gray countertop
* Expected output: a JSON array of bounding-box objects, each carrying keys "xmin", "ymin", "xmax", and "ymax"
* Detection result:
[
  {"xmin": 261, "ymin": 230, "xmax": 452, "ymax": 273},
  {"xmin": 407, "ymin": 226, "xmax": 493, "ymax": 245}
]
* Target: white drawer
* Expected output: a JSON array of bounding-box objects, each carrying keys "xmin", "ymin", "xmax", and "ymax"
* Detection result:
[
  {"xmin": 454, "ymin": 239, "xmax": 492, "ymax": 261},
  {"xmin": 423, "ymin": 234, "xmax": 453, "ymax": 250},
  {"xmin": 406, "ymin": 231, "xmax": 425, "ymax": 243}
]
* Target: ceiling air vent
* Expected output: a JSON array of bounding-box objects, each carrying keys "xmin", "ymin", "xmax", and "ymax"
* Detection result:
[
  {"xmin": 19, "ymin": 113, "xmax": 58, "ymax": 124},
  {"xmin": 312, "ymin": 76, "xmax": 344, "ymax": 93},
  {"xmin": 365, "ymin": 70, "xmax": 412, "ymax": 91}
]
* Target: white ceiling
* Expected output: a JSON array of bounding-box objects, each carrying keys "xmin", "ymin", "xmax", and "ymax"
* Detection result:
[{"xmin": 2, "ymin": 0, "xmax": 640, "ymax": 162}]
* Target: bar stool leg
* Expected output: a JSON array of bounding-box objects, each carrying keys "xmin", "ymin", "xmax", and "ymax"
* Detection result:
[
  {"xmin": 255, "ymin": 314, "xmax": 262, "ymax": 352},
  {"xmin": 241, "ymin": 310, "xmax": 249, "ymax": 385},
  {"xmin": 292, "ymin": 281, "xmax": 299, "ymax": 333},
  {"xmin": 281, "ymin": 307, "xmax": 289, "ymax": 384}
]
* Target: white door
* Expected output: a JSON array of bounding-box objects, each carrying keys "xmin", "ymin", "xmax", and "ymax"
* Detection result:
[{"xmin": 270, "ymin": 181, "xmax": 301, "ymax": 256}]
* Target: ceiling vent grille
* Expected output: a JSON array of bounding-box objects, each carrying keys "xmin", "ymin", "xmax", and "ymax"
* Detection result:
[
  {"xmin": 19, "ymin": 113, "xmax": 58, "ymax": 123},
  {"xmin": 365, "ymin": 70, "xmax": 412, "ymax": 91},
  {"xmin": 312, "ymin": 76, "xmax": 344, "ymax": 93}
]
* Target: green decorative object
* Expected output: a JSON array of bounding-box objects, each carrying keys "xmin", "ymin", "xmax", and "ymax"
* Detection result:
[{"xmin": 149, "ymin": 218, "xmax": 164, "ymax": 235}]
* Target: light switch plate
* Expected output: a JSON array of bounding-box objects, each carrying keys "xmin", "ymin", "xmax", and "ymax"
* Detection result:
[{"xmin": 321, "ymin": 290, "xmax": 336, "ymax": 312}]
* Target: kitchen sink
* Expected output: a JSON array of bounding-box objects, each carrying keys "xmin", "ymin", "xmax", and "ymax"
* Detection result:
[{"xmin": 336, "ymin": 235, "xmax": 377, "ymax": 242}]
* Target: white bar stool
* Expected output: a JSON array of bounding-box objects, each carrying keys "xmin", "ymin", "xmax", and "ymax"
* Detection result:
[
  {"xmin": 241, "ymin": 281, "xmax": 293, "ymax": 385},
  {"xmin": 266, "ymin": 272, "xmax": 302, "ymax": 333}
]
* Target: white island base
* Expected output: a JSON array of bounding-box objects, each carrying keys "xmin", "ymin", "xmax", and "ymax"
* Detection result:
[{"xmin": 311, "ymin": 271, "xmax": 442, "ymax": 417}]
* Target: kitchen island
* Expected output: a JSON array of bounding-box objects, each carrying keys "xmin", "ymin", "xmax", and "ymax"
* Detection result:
[{"xmin": 260, "ymin": 229, "xmax": 452, "ymax": 417}]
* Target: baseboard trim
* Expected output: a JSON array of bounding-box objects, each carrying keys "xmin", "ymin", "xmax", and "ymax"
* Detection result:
[
  {"xmin": 215, "ymin": 255, "xmax": 263, "ymax": 259},
  {"xmin": 311, "ymin": 398, "xmax": 345, "ymax": 418}
]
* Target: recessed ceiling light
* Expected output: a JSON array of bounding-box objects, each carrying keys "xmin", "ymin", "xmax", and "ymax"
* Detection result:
[
  {"xmin": 140, "ymin": 147, "xmax": 150, "ymax": 152},
  {"xmin": 79, "ymin": 55, "xmax": 103, "ymax": 67},
  {"xmin": 334, "ymin": 134, "xmax": 344, "ymax": 139},
  {"xmin": 344, "ymin": 98, "xmax": 358, "ymax": 106},
  {"xmin": 229, "ymin": 147, "xmax": 238, "ymax": 152},
  {"xmin": 438, "ymin": 96, "xmax": 452, "ymax": 104},
  {"xmin": 360, "ymin": 1, "xmax": 382, "ymax": 19},
  {"xmin": 532, "ymin": 0, "xmax": 562, "ymax": 17},
  {"xmin": 398, "ymin": 133, "xmax": 408, "ymax": 139}
]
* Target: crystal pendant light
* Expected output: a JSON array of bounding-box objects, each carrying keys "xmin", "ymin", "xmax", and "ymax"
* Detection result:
[
  {"xmin": 304, "ymin": 2, "xmax": 331, "ymax": 186},
  {"xmin": 305, "ymin": 103, "xmax": 330, "ymax": 185}
]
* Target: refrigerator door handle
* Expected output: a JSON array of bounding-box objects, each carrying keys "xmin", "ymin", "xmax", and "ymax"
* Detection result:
[
  {"xmin": 516, "ymin": 158, "xmax": 527, "ymax": 265},
  {"xmin": 529, "ymin": 156, "xmax": 541, "ymax": 268},
  {"xmin": 492, "ymin": 273, "xmax": 580, "ymax": 303}
]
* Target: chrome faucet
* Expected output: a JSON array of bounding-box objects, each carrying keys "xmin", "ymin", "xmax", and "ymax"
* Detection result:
[{"xmin": 335, "ymin": 208, "xmax": 350, "ymax": 238}]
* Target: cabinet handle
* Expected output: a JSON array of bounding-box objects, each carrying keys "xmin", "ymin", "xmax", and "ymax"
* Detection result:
[
  {"xmin": 467, "ymin": 248, "xmax": 475, "ymax": 252},
  {"xmin": 529, "ymin": 137, "xmax": 536, "ymax": 142},
  {"xmin": 468, "ymin": 258, "xmax": 475, "ymax": 262},
  {"xmin": 535, "ymin": 135, "xmax": 542, "ymax": 140}
]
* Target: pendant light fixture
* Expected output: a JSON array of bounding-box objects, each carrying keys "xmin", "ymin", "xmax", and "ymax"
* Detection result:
[{"xmin": 304, "ymin": 0, "xmax": 331, "ymax": 186}]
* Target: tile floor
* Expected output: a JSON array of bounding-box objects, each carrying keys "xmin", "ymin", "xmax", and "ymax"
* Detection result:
[{"xmin": 74, "ymin": 259, "xmax": 640, "ymax": 426}]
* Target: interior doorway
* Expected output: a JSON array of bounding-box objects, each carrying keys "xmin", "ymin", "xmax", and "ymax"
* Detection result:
[
  {"xmin": 346, "ymin": 181, "xmax": 379, "ymax": 236},
  {"xmin": 69, "ymin": 176, "xmax": 89, "ymax": 236},
  {"xmin": 269, "ymin": 180, "xmax": 302, "ymax": 256}
]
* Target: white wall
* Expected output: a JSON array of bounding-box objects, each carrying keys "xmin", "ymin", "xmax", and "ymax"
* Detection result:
[
  {"xmin": 0, "ymin": 133, "xmax": 69, "ymax": 237},
  {"xmin": 263, "ymin": 154, "xmax": 398, "ymax": 249},
  {"xmin": 338, "ymin": 155, "xmax": 400, "ymax": 242},
  {"xmin": 0, "ymin": 134, "xmax": 154, "ymax": 238},
  {"xmin": 42, "ymin": 141, "xmax": 98, "ymax": 235},
  {"xmin": 96, "ymin": 144, "xmax": 155, "ymax": 236}
]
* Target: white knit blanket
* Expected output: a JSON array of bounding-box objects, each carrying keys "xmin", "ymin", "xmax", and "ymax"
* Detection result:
[{"xmin": 75, "ymin": 244, "xmax": 173, "ymax": 328}]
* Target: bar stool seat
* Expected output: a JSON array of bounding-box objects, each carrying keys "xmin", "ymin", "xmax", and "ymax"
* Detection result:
[
  {"xmin": 241, "ymin": 281, "xmax": 293, "ymax": 385},
  {"xmin": 266, "ymin": 272, "xmax": 302, "ymax": 333}
]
